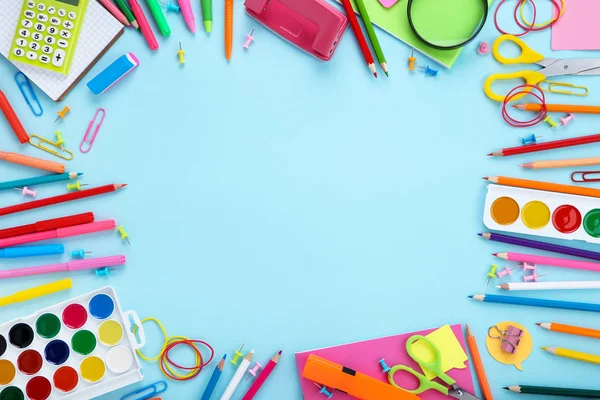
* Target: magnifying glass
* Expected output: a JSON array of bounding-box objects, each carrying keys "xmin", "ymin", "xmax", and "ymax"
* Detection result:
[{"xmin": 407, "ymin": 0, "xmax": 488, "ymax": 50}]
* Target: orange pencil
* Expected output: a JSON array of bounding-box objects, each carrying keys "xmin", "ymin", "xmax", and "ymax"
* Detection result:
[
  {"xmin": 466, "ymin": 325, "xmax": 493, "ymax": 400},
  {"xmin": 0, "ymin": 151, "xmax": 65, "ymax": 173},
  {"xmin": 514, "ymin": 104, "xmax": 600, "ymax": 114},
  {"xmin": 484, "ymin": 176, "xmax": 600, "ymax": 199},
  {"xmin": 225, "ymin": 0, "xmax": 233, "ymax": 60},
  {"xmin": 537, "ymin": 322, "xmax": 600, "ymax": 339},
  {"xmin": 521, "ymin": 157, "xmax": 600, "ymax": 170}
]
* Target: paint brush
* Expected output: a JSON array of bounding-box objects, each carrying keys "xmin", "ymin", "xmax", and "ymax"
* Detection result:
[{"xmin": 201, "ymin": 354, "xmax": 226, "ymax": 400}]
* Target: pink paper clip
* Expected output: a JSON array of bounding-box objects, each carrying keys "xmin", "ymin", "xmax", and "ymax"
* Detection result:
[{"xmin": 80, "ymin": 108, "xmax": 106, "ymax": 153}]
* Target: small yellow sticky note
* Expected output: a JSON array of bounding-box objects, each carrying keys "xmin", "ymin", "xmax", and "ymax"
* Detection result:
[{"xmin": 411, "ymin": 324, "xmax": 468, "ymax": 380}]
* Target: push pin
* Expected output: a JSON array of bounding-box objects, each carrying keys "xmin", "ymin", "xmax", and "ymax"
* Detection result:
[
  {"xmin": 55, "ymin": 131, "xmax": 65, "ymax": 148},
  {"xmin": 14, "ymin": 186, "xmax": 36, "ymax": 197},
  {"xmin": 67, "ymin": 181, "xmax": 88, "ymax": 191},
  {"xmin": 54, "ymin": 106, "xmax": 70, "ymax": 123},
  {"xmin": 314, "ymin": 383, "xmax": 333, "ymax": 399},
  {"xmin": 231, "ymin": 344, "xmax": 245, "ymax": 365},
  {"xmin": 521, "ymin": 262, "xmax": 536, "ymax": 271},
  {"xmin": 486, "ymin": 264, "xmax": 499, "ymax": 286},
  {"xmin": 419, "ymin": 65, "xmax": 438, "ymax": 76},
  {"xmin": 117, "ymin": 225, "xmax": 131, "ymax": 246},
  {"xmin": 408, "ymin": 49, "xmax": 416, "ymax": 71},
  {"xmin": 543, "ymin": 115, "xmax": 559, "ymax": 128},
  {"xmin": 560, "ymin": 113, "xmax": 575, "ymax": 126},
  {"xmin": 95, "ymin": 267, "xmax": 117, "ymax": 277},
  {"xmin": 378, "ymin": 358, "xmax": 390, "ymax": 373},
  {"xmin": 243, "ymin": 29, "xmax": 255, "ymax": 49},
  {"xmin": 477, "ymin": 42, "xmax": 490, "ymax": 55},
  {"xmin": 246, "ymin": 362, "xmax": 262, "ymax": 381},
  {"xmin": 497, "ymin": 266, "xmax": 512, "ymax": 278},
  {"xmin": 160, "ymin": 0, "xmax": 179, "ymax": 12},
  {"xmin": 521, "ymin": 134, "xmax": 543, "ymax": 145},
  {"xmin": 524, "ymin": 272, "xmax": 545, "ymax": 282},
  {"xmin": 72, "ymin": 249, "xmax": 93, "ymax": 259},
  {"xmin": 177, "ymin": 42, "xmax": 185, "ymax": 64}
]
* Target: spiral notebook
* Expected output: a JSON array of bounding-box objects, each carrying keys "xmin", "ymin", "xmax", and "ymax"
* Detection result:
[{"xmin": 0, "ymin": 0, "xmax": 124, "ymax": 102}]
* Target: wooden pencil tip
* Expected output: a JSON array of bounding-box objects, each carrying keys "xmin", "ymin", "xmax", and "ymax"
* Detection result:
[
  {"xmin": 487, "ymin": 152, "xmax": 493, "ymax": 156},
  {"xmin": 477, "ymin": 233, "xmax": 482, "ymax": 236},
  {"xmin": 491, "ymin": 253, "xmax": 497, "ymax": 256},
  {"xmin": 278, "ymin": 350, "xmax": 282, "ymax": 355},
  {"xmin": 503, "ymin": 387, "xmax": 509, "ymax": 390},
  {"xmin": 535, "ymin": 323, "xmax": 541, "ymax": 326},
  {"xmin": 468, "ymin": 295, "xmax": 474, "ymax": 299},
  {"xmin": 541, "ymin": 346, "xmax": 548, "ymax": 351},
  {"xmin": 482, "ymin": 177, "xmax": 489, "ymax": 180}
]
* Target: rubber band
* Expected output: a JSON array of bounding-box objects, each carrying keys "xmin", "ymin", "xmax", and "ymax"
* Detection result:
[
  {"xmin": 160, "ymin": 337, "xmax": 201, "ymax": 380},
  {"xmin": 502, "ymin": 84, "xmax": 548, "ymax": 127},
  {"xmin": 165, "ymin": 339, "xmax": 213, "ymax": 370},
  {"xmin": 133, "ymin": 317, "xmax": 170, "ymax": 362},
  {"xmin": 495, "ymin": 0, "xmax": 536, "ymax": 36},
  {"xmin": 518, "ymin": 0, "xmax": 564, "ymax": 29}
]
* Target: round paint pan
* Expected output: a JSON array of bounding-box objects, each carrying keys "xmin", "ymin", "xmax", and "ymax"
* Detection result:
[
  {"xmin": 88, "ymin": 294, "xmax": 115, "ymax": 320},
  {"xmin": 8, "ymin": 323, "xmax": 34, "ymax": 349},
  {"xmin": 53, "ymin": 366, "xmax": 79, "ymax": 393},
  {"xmin": 0, "ymin": 334, "xmax": 6, "ymax": 357},
  {"xmin": 490, "ymin": 196, "xmax": 520, "ymax": 225},
  {"xmin": 71, "ymin": 330, "xmax": 97, "ymax": 356},
  {"xmin": 584, "ymin": 209, "xmax": 600, "ymax": 238},
  {"xmin": 521, "ymin": 201, "xmax": 551, "ymax": 230},
  {"xmin": 98, "ymin": 320, "xmax": 124, "ymax": 347},
  {"xmin": 44, "ymin": 340, "xmax": 70, "ymax": 366},
  {"xmin": 80, "ymin": 356, "xmax": 106, "ymax": 383},
  {"xmin": 35, "ymin": 313, "xmax": 61, "ymax": 339},
  {"xmin": 17, "ymin": 350, "xmax": 43, "ymax": 375},
  {"xmin": 0, "ymin": 386, "xmax": 24, "ymax": 400},
  {"xmin": 106, "ymin": 346, "xmax": 133, "ymax": 374},
  {"xmin": 62, "ymin": 304, "xmax": 88, "ymax": 329},
  {"xmin": 0, "ymin": 360, "xmax": 16, "ymax": 386},
  {"xmin": 25, "ymin": 376, "xmax": 52, "ymax": 400},
  {"xmin": 552, "ymin": 205, "xmax": 582, "ymax": 234}
]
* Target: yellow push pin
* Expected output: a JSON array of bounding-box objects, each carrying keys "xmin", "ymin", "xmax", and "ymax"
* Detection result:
[
  {"xmin": 54, "ymin": 106, "xmax": 70, "ymax": 123},
  {"xmin": 177, "ymin": 41, "xmax": 185, "ymax": 64},
  {"xmin": 67, "ymin": 181, "xmax": 89, "ymax": 191},
  {"xmin": 117, "ymin": 225, "xmax": 131, "ymax": 246},
  {"xmin": 55, "ymin": 131, "xmax": 65, "ymax": 149},
  {"xmin": 231, "ymin": 344, "xmax": 245, "ymax": 365},
  {"xmin": 408, "ymin": 48, "xmax": 416, "ymax": 71}
]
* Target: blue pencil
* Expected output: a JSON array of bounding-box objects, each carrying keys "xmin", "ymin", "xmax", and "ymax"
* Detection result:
[
  {"xmin": 201, "ymin": 354, "xmax": 226, "ymax": 400},
  {"xmin": 470, "ymin": 294, "xmax": 600, "ymax": 313},
  {"xmin": 0, "ymin": 244, "xmax": 64, "ymax": 258},
  {"xmin": 0, "ymin": 172, "xmax": 82, "ymax": 191}
]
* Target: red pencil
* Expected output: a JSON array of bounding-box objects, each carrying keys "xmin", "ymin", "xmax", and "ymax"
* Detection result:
[
  {"xmin": 340, "ymin": 0, "xmax": 377, "ymax": 78},
  {"xmin": 241, "ymin": 351, "xmax": 282, "ymax": 400},
  {"xmin": 0, "ymin": 212, "xmax": 95, "ymax": 239},
  {"xmin": 488, "ymin": 133, "xmax": 600, "ymax": 157},
  {"xmin": 0, "ymin": 185, "xmax": 126, "ymax": 217}
]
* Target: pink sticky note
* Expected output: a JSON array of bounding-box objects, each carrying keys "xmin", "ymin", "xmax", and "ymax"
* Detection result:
[
  {"xmin": 295, "ymin": 324, "xmax": 475, "ymax": 400},
  {"xmin": 552, "ymin": 0, "xmax": 600, "ymax": 50},
  {"xmin": 379, "ymin": 0, "xmax": 399, "ymax": 7}
]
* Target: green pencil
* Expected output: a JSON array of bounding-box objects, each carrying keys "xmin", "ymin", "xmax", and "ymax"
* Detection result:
[
  {"xmin": 506, "ymin": 385, "xmax": 600, "ymax": 397},
  {"xmin": 114, "ymin": 0, "xmax": 139, "ymax": 29},
  {"xmin": 201, "ymin": 0, "xmax": 212, "ymax": 33},
  {"xmin": 354, "ymin": 0, "xmax": 388, "ymax": 76}
]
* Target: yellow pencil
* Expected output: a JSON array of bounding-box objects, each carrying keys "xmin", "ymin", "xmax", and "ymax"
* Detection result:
[
  {"xmin": 522, "ymin": 157, "xmax": 600, "ymax": 169},
  {"xmin": 0, "ymin": 278, "xmax": 72, "ymax": 307},
  {"xmin": 542, "ymin": 346, "xmax": 600, "ymax": 365}
]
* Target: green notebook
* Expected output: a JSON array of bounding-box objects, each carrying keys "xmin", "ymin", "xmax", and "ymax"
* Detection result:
[{"xmin": 339, "ymin": 0, "xmax": 493, "ymax": 68}]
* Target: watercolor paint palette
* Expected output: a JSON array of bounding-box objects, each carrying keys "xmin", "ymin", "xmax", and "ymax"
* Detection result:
[
  {"xmin": 0, "ymin": 287, "xmax": 146, "ymax": 400},
  {"xmin": 484, "ymin": 184, "xmax": 600, "ymax": 244}
]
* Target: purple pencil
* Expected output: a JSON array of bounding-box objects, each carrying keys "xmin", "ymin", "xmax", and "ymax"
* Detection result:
[{"xmin": 479, "ymin": 232, "xmax": 600, "ymax": 262}]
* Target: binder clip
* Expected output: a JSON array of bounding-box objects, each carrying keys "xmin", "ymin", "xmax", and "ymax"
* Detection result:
[
  {"xmin": 29, "ymin": 134, "xmax": 74, "ymax": 160},
  {"xmin": 80, "ymin": 108, "xmax": 106, "ymax": 153},
  {"xmin": 245, "ymin": 0, "xmax": 348, "ymax": 61},
  {"xmin": 14, "ymin": 72, "xmax": 42, "ymax": 116},
  {"xmin": 488, "ymin": 325, "xmax": 523, "ymax": 354}
]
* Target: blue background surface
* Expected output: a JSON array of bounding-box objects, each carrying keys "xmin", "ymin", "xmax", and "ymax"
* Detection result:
[{"xmin": 2, "ymin": 1, "xmax": 600, "ymax": 398}]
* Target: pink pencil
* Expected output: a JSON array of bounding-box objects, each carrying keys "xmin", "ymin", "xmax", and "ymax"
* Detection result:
[
  {"xmin": 129, "ymin": 0, "xmax": 159, "ymax": 50},
  {"xmin": 97, "ymin": 0, "xmax": 131, "ymax": 26},
  {"xmin": 494, "ymin": 252, "xmax": 600, "ymax": 272},
  {"xmin": 0, "ymin": 255, "xmax": 126, "ymax": 279},
  {"xmin": 0, "ymin": 220, "xmax": 116, "ymax": 248}
]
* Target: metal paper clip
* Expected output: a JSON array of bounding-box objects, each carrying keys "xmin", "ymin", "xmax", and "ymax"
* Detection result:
[
  {"xmin": 120, "ymin": 381, "xmax": 167, "ymax": 400},
  {"xmin": 14, "ymin": 72, "xmax": 43, "ymax": 116},
  {"xmin": 29, "ymin": 134, "xmax": 74, "ymax": 160},
  {"xmin": 80, "ymin": 108, "xmax": 106, "ymax": 153},
  {"xmin": 572, "ymin": 171, "xmax": 600, "ymax": 183},
  {"xmin": 538, "ymin": 80, "xmax": 588, "ymax": 96}
]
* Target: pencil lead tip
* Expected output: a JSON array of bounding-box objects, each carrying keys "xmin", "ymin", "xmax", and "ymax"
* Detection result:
[
  {"xmin": 477, "ymin": 233, "xmax": 482, "ymax": 236},
  {"xmin": 278, "ymin": 350, "xmax": 282, "ymax": 355},
  {"xmin": 487, "ymin": 152, "xmax": 493, "ymax": 156},
  {"xmin": 541, "ymin": 346, "xmax": 547, "ymax": 350},
  {"xmin": 503, "ymin": 387, "xmax": 509, "ymax": 390},
  {"xmin": 122, "ymin": 184, "xmax": 128, "ymax": 187},
  {"xmin": 384, "ymin": 71, "xmax": 389, "ymax": 77},
  {"xmin": 374, "ymin": 72, "xmax": 378, "ymax": 78},
  {"xmin": 483, "ymin": 177, "xmax": 489, "ymax": 180},
  {"xmin": 77, "ymin": 172, "xmax": 84, "ymax": 176},
  {"xmin": 491, "ymin": 253, "xmax": 497, "ymax": 256},
  {"xmin": 535, "ymin": 323, "xmax": 541, "ymax": 326},
  {"xmin": 468, "ymin": 295, "xmax": 473, "ymax": 298},
  {"xmin": 222, "ymin": 354, "xmax": 227, "ymax": 360}
]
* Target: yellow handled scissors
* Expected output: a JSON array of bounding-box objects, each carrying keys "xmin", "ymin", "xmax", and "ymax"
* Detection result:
[
  {"xmin": 387, "ymin": 335, "xmax": 481, "ymax": 399},
  {"xmin": 484, "ymin": 35, "xmax": 600, "ymax": 102}
]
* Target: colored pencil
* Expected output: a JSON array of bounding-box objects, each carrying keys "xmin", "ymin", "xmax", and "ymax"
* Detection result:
[
  {"xmin": 537, "ymin": 322, "xmax": 600, "ymax": 339},
  {"xmin": 130, "ymin": 0, "xmax": 159, "ymax": 50},
  {"xmin": 498, "ymin": 281, "xmax": 600, "ymax": 291},
  {"xmin": 485, "ymin": 176, "xmax": 600, "ymax": 198},
  {"xmin": 488, "ymin": 133, "xmax": 600, "ymax": 157},
  {"xmin": 494, "ymin": 252, "xmax": 600, "ymax": 272},
  {"xmin": 340, "ymin": 0, "xmax": 377, "ymax": 78},
  {"xmin": 469, "ymin": 294, "xmax": 600, "ymax": 313},
  {"xmin": 354, "ymin": 0, "xmax": 387, "ymax": 76},
  {"xmin": 0, "ymin": 212, "xmax": 94, "ymax": 239},
  {"xmin": 0, "ymin": 184, "xmax": 126, "ymax": 217},
  {"xmin": 201, "ymin": 354, "xmax": 226, "ymax": 400},
  {"xmin": 0, "ymin": 172, "xmax": 82, "ymax": 191},
  {"xmin": 0, "ymin": 220, "xmax": 115, "ymax": 248},
  {"xmin": 97, "ymin": 0, "xmax": 131, "ymax": 26},
  {"xmin": 480, "ymin": 233, "xmax": 600, "ymax": 261},
  {"xmin": 521, "ymin": 157, "xmax": 600, "ymax": 170},
  {"xmin": 114, "ymin": 0, "xmax": 139, "ymax": 28},
  {"xmin": 220, "ymin": 350, "xmax": 254, "ymax": 400},
  {"xmin": 0, "ymin": 151, "xmax": 64, "ymax": 173},
  {"xmin": 242, "ymin": 351, "xmax": 282, "ymax": 400},
  {"xmin": 225, "ymin": 0, "xmax": 233, "ymax": 60},
  {"xmin": 466, "ymin": 326, "xmax": 493, "ymax": 400},
  {"xmin": 542, "ymin": 346, "xmax": 600, "ymax": 365},
  {"xmin": 505, "ymin": 385, "xmax": 600, "ymax": 397},
  {"xmin": 514, "ymin": 103, "xmax": 600, "ymax": 114}
]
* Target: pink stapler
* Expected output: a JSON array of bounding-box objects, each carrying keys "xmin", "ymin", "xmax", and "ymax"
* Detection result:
[{"xmin": 244, "ymin": 0, "xmax": 348, "ymax": 61}]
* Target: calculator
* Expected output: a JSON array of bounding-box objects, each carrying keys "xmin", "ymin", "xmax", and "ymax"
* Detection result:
[{"xmin": 9, "ymin": 0, "xmax": 89, "ymax": 75}]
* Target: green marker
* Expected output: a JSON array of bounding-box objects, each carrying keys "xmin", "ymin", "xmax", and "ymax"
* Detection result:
[
  {"xmin": 201, "ymin": 0, "xmax": 212, "ymax": 33},
  {"xmin": 355, "ymin": 0, "xmax": 388, "ymax": 76},
  {"xmin": 145, "ymin": 0, "xmax": 171, "ymax": 36},
  {"xmin": 114, "ymin": 0, "xmax": 139, "ymax": 30}
]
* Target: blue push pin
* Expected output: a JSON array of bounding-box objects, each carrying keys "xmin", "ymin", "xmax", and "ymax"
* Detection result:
[
  {"xmin": 522, "ymin": 134, "xmax": 543, "ymax": 145},
  {"xmin": 95, "ymin": 267, "xmax": 117, "ymax": 277},
  {"xmin": 419, "ymin": 65, "xmax": 438, "ymax": 76},
  {"xmin": 378, "ymin": 358, "xmax": 391, "ymax": 373},
  {"xmin": 160, "ymin": 0, "xmax": 180, "ymax": 12},
  {"xmin": 72, "ymin": 249, "xmax": 93, "ymax": 259},
  {"xmin": 314, "ymin": 383, "xmax": 333, "ymax": 399}
]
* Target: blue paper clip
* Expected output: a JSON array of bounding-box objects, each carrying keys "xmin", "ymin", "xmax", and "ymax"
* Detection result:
[
  {"xmin": 80, "ymin": 108, "xmax": 106, "ymax": 153},
  {"xmin": 120, "ymin": 381, "xmax": 167, "ymax": 400},
  {"xmin": 14, "ymin": 72, "xmax": 42, "ymax": 116}
]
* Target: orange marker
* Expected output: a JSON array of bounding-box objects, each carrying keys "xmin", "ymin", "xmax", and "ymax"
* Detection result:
[
  {"xmin": 225, "ymin": 0, "xmax": 233, "ymax": 60},
  {"xmin": 0, "ymin": 90, "xmax": 29, "ymax": 144},
  {"xmin": 302, "ymin": 355, "xmax": 418, "ymax": 400},
  {"xmin": 408, "ymin": 49, "xmax": 416, "ymax": 71}
]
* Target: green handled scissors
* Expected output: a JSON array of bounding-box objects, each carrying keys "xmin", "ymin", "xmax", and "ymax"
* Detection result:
[
  {"xmin": 387, "ymin": 335, "xmax": 481, "ymax": 399},
  {"xmin": 484, "ymin": 34, "xmax": 600, "ymax": 102}
]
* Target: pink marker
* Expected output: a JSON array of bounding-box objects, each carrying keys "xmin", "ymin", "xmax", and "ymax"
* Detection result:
[
  {"xmin": 0, "ymin": 255, "xmax": 126, "ymax": 279},
  {"xmin": 179, "ymin": 0, "xmax": 196, "ymax": 33},
  {"xmin": 0, "ymin": 220, "xmax": 116, "ymax": 247},
  {"xmin": 130, "ymin": 0, "xmax": 159, "ymax": 50}
]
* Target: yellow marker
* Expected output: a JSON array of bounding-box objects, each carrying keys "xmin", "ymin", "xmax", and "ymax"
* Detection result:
[
  {"xmin": 55, "ymin": 131, "xmax": 65, "ymax": 148},
  {"xmin": 55, "ymin": 106, "xmax": 70, "ymax": 122},
  {"xmin": 178, "ymin": 41, "xmax": 185, "ymax": 64},
  {"xmin": 67, "ymin": 181, "xmax": 88, "ymax": 191},
  {"xmin": 408, "ymin": 48, "xmax": 416, "ymax": 71},
  {"xmin": 0, "ymin": 278, "xmax": 72, "ymax": 307},
  {"xmin": 117, "ymin": 225, "xmax": 131, "ymax": 246},
  {"xmin": 231, "ymin": 344, "xmax": 245, "ymax": 365}
]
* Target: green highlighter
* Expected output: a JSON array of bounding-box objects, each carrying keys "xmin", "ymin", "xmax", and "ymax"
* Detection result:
[
  {"xmin": 201, "ymin": 0, "xmax": 212, "ymax": 33},
  {"xmin": 146, "ymin": 0, "xmax": 171, "ymax": 36}
]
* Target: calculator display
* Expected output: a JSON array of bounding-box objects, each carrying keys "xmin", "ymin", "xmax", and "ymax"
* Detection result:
[{"xmin": 56, "ymin": 0, "xmax": 79, "ymax": 6}]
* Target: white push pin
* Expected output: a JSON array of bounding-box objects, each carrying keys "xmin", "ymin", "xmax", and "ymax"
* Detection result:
[{"xmin": 243, "ymin": 29, "xmax": 255, "ymax": 49}]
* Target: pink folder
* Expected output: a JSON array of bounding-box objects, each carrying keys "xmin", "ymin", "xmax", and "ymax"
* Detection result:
[{"xmin": 295, "ymin": 324, "xmax": 475, "ymax": 400}]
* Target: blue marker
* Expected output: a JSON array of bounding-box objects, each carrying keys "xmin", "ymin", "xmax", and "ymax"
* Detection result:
[
  {"xmin": 0, "ymin": 244, "xmax": 64, "ymax": 258},
  {"xmin": 201, "ymin": 354, "xmax": 226, "ymax": 400}
]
